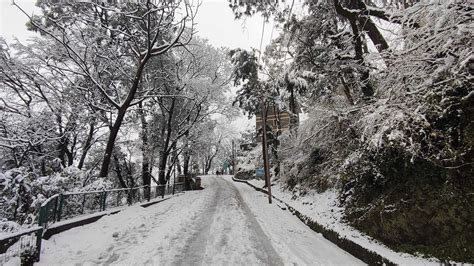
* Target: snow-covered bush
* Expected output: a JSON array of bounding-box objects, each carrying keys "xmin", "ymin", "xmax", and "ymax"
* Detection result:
[
  {"xmin": 0, "ymin": 166, "xmax": 88, "ymax": 231},
  {"xmin": 81, "ymin": 178, "xmax": 114, "ymax": 192},
  {"xmin": 0, "ymin": 219, "xmax": 21, "ymax": 235},
  {"xmin": 235, "ymin": 145, "xmax": 261, "ymax": 180},
  {"xmin": 0, "ymin": 168, "xmax": 36, "ymax": 226},
  {"xmin": 275, "ymin": 0, "xmax": 473, "ymax": 261}
]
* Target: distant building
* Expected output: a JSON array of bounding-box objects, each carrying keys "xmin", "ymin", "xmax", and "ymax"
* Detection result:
[{"xmin": 255, "ymin": 104, "xmax": 298, "ymax": 141}]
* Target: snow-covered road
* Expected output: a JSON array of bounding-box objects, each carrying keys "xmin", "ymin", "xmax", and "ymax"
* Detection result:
[{"xmin": 38, "ymin": 175, "xmax": 363, "ymax": 265}]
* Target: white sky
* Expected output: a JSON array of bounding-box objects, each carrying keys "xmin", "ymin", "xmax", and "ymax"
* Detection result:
[
  {"xmin": 0, "ymin": 0, "xmax": 280, "ymax": 133},
  {"xmin": 0, "ymin": 0, "xmax": 276, "ymax": 49}
]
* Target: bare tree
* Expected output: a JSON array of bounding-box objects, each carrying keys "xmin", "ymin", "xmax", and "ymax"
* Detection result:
[{"xmin": 14, "ymin": 1, "xmax": 197, "ymax": 181}]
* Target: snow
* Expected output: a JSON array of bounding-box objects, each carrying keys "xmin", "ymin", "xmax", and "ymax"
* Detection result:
[
  {"xmin": 37, "ymin": 175, "xmax": 362, "ymax": 265},
  {"xmin": 38, "ymin": 192, "xmax": 198, "ymax": 265},
  {"xmin": 1, "ymin": 257, "xmax": 20, "ymax": 266},
  {"xmin": 227, "ymin": 176, "xmax": 363, "ymax": 265},
  {"xmin": 247, "ymin": 179, "xmax": 442, "ymax": 265}
]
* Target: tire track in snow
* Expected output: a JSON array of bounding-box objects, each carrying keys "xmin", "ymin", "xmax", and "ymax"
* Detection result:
[
  {"xmin": 230, "ymin": 180, "xmax": 283, "ymax": 266},
  {"xmin": 172, "ymin": 178, "xmax": 222, "ymax": 266},
  {"xmin": 172, "ymin": 176, "xmax": 283, "ymax": 266}
]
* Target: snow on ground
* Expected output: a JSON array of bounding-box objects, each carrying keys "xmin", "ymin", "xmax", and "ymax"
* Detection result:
[
  {"xmin": 225, "ymin": 176, "xmax": 363, "ymax": 265},
  {"xmin": 247, "ymin": 179, "xmax": 440, "ymax": 265},
  {"xmin": 37, "ymin": 175, "xmax": 362, "ymax": 265}
]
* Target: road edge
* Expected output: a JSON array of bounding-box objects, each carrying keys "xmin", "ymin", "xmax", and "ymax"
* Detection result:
[{"xmin": 231, "ymin": 176, "xmax": 396, "ymax": 266}]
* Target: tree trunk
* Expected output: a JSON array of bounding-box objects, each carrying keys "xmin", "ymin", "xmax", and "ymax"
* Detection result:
[
  {"xmin": 113, "ymin": 154, "xmax": 128, "ymax": 188},
  {"xmin": 173, "ymin": 148, "xmax": 182, "ymax": 175},
  {"xmin": 55, "ymin": 114, "xmax": 67, "ymax": 167},
  {"xmin": 352, "ymin": 0, "xmax": 389, "ymax": 53},
  {"xmin": 359, "ymin": 15, "xmax": 388, "ymax": 52},
  {"xmin": 272, "ymin": 105, "xmax": 281, "ymax": 178},
  {"xmin": 177, "ymin": 157, "xmax": 182, "ymax": 175},
  {"xmin": 339, "ymin": 74, "xmax": 355, "ymax": 105},
  {"xmin": 204, "ymin": 159, "xmax": 212, "ymax": 175},
  {"xmin": 138, "ymin": 102, "xmax": 151, "ymax": 199},
  {"xmin": 66, "ymin": 149, "xmax": 74, "ymax": 167},
  {"xmin": 165, "ymin": 144, "xmax": 180, "ymax": 181},
  {"xmin": 99, "ymin": 108, "xmax": 127, "ymax": 178},
  {"xmin": 124, "ymin": 159, "xmax": 134, "ymax": 187},
  {"xmin": 334, "ymin": 0, "xmax": 375, "ymax": 98},
  {"xmin": 288, "ymin": 84, "xmax": 300, "ymax": 132},
  {"xmin": 158, "ymin": 98, "xmax": 176, "ymax": 185},
  {"xmin": 183, "ymin": 150, "xmax": 190, "ymax": 177},
  {"xmin": 78, "ymin": 122, "xmax": 95, "ymax": 169},
  {"xmin": 98, "ymin": 52, "xmax": 150, "ymax": 179},
  {"xmin": 158, "ymin": 151, "xmax": 169, "ymax": 185},
  {"xmin": 58, "ymin": 136, "xmax": 69, "ymax": 168},
  {"xmin": 183, "ymin": 149, "xmax": 191, "ymax": 189}
]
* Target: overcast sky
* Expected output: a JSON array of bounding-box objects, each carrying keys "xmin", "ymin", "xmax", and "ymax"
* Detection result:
[
  {"xmin": 0, "ymin": 0, "xmax": 280, "ymax": 132},
  {"xmin": 0, "ymin": 0, "xmax": 276, "ymax": 49}
]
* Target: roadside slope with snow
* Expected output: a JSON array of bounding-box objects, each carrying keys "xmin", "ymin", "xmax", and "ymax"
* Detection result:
[{"xmin": 247, "ymin": 178, "xmax": 441, "ymax": 265}]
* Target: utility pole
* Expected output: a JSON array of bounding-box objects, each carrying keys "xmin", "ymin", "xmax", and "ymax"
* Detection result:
[
  {"xmin": 172, "ymin": 164, "xmax": 176, "ymax": 195},
  {"xmin": 260, "ymin": 99, "xmax": 272, "ymax": 204},
  {"xmin": 232, "ymin": 140, "xmax": 236, "ymax": 175}
]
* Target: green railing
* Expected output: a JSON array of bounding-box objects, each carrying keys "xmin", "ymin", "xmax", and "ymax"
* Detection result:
[
  {"xmin": 38, "ymin": 183, "xmax": 185, "ymax": 228},
  {"xmin": 0, "ymin": 182, "xmax": 185, "ymax": 264},
  {"xmin": 38, "ymin": 194, "xmax": 60, "ymax": 230}
]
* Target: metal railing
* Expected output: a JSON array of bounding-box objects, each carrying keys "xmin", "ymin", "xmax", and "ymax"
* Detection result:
[
  {"xmin": 0, "ymin": 226, "xmax": 43, "ymax": 264},
  {"xmin": 38, "ymin": 194, "xmax": 60, "ymax": 230},
  {"xmin": 1, "ymin": 182, "xmax": 186, "ymax": 264},
  {"xmin": 39, "ymin": 183, "xmax": 185, "ymax": 228}
]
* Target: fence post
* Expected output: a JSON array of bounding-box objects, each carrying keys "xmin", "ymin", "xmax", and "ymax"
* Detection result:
[
  {"xmin": 35, "ymin": 227, "xmax": 43, "ymax": 262},
  {"xmin": 146, "ymin": 185, "xmax": 151, "ymax": 202},
  {"xmin": 81, "ymin": 194, "xmax": 86, "ymax": 214},
  {"xmin": 38, "ymin": 203, "xmax": 46, "ymax": 227},
  {"xmin": 101, "ymin": 191, "xmax": 107, "ymax": 211},
  {"xmin": 127, "ymin": 188, "xmax": 133, "ymax": 205},
  {"xmin": 57, "ymin": 194, "xmax": 64, "ymax": 221},
  {"xmin": 117, "ymin": 191, "xmax": 121, "ymax": 207},
  {"xmin": 52, "ymin": 196, "xmax": 58, "ymax": 221}
]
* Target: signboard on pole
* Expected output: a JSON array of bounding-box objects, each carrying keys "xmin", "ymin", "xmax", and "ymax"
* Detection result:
[{"xmin": 255, "ymin": 167, "xmax": 264, "ymax": 178}]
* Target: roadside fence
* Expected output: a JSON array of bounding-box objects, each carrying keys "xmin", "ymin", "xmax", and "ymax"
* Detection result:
[{"xmin": 1, "ymin": 182, "xmax": 185, "ymax": 265}]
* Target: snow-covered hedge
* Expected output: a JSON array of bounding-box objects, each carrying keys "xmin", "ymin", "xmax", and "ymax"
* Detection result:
[
  {"xmin": 0, "ymin": 166, "xmax": 112, "ymax": 233},
  {"xmin": 275, "ymin": 0, "xmax": 473, "ymax": 262}
]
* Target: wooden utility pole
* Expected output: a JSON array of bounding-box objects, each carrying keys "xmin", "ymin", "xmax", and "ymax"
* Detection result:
[
  {"xmin": 232, "ymin": 140, "xmax": 236, "ymax": 175},
  {"xmin": 260, "ymin": 100, "xmax": 272, "ymax": 204},
  {"xmin": 172, "ymin": 164, "xmax": 176, "ymax": 195}
]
